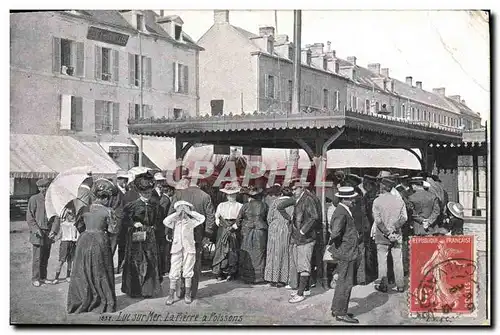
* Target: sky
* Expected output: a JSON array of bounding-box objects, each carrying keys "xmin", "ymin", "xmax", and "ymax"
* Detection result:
[{"xmin": 162, "ymin": 9, "xmax": 490, "ymax": 123}]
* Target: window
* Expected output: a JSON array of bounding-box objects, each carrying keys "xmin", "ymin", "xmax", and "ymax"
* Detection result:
[
  {"xmin": 210, "ymin": 100, "xmax": 224, "ymax": 116},
  {"xmin": 95, "ymin": 100, "xmax": 119, "ymax": 133},
  {"xmin": 351, "ymin": 96, "xmax": 357, "ymax": 110},
  {"xmin": 129, "ymin": 103, "xmax": 152, "ymax": 119},
  {"xmin": 411, "ymin": 107, "xmax": 415, "ymax": 120},
  {"xmin": 136, "ymin": 14, "xmax": 145, "ymax": 31},
  {"xmin": 323, "ymin": 58, "xmax": 328, "ymax": 70},
  {"xmin": 365, "ymin": 99, "xmax": 370, "ymax": 113},
  {"xmin": 265, "ymin": 74, "xmax": 275, "ymax": 99},
  {"xmin": 304, "ymin": 85, "xmax": 312, "ymax": 106},
  {"xmin": 53, "ymin": 37, "xmax": 84, "ymax": 77},
  {"xmin": 174, "ymin": 25, "xmax": 182, "ymax": 41},
  {"xmin": 417, "ymin": 109, "xmax": 421, "ymax": 120},
  {"xmin": 95, "ymin": 47, "xmax": 119, "ymax": 82},
  {"xmin": 267, "ymin": 39, "xmax": 273, "ymax": 53},
  {"xmin": 401, "ymin": 104, "xmax": 405, "ymax": 118},
  {"xmin": 323, "ymin": 89, "xmax": 329, "ymax": 109},
  {"xmin": 390, "ymin": 105, "xmax": 395, "ymax": 115},
  {"xmin": 335, "ymin": 91, "xmax": 340, "ymax": 110},
  {"xmin": 60, "ymin": 95, "xmax": 83, "ymax": 131},
  {"xmin": 173, "ymin": 62, "xmax": 189, "ymax": 94},
  {"xmin": 173, "ymin": 108, "xmax": 183, "ymax": 119},
  {"xmin": 375, "ymin": 101, "xmax": 380, "ymax": 112},
  {"xmin": 287, "ymin": 80, "xmax": 293, "ymax": 102},
  {"xmin": 129, "ymin": 54, "xmax": 152, "ymax": 88}
]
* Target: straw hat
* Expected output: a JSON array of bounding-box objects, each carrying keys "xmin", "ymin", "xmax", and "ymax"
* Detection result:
[
  {"xmin": 220, "ymin": 181, "xmax": 241, "ymax": 194},
  {"xmin": 447, "ymin": 202, "xmax": 464, "ymax": 219},
  {"xmin": 335, "ymin": 186, "xmax": 358, "ymax": 198},
  {"xmin": 154, "ymin": 172, "xmax": 167, "ymax": 181}
]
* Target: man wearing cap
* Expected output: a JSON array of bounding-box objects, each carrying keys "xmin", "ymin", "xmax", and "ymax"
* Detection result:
[
  {"xmin": 26, "ymin": 178, "xmax": 53, "ymax": 287},
  {"xmin": 372, "ymin": 178, "xmax": 408, "ymax": 293},
  {"xmin": 408, "ymin": 177, "xmax": 442, "ymax": 236},
  {"xmin": 168, "ymin": 171, "xmax": 216, "ymax": 300},
  {"xmin": 277, "ymin": 179, "xmax": 320, "ymax": 303},
  {"xmin": 328, "ymin": 186, "xmax": 362, "ymax": 324}
]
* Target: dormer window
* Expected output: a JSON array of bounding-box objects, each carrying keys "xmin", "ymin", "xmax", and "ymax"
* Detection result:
[
  {"xmin": 136, "ymin": 14, "xmax": 145, "ymax": 31},
  {"xmin": 174, "ymin": 24, "xmax": 182, "ymax": 41},
  {"xmin": 267, "ymin": 39, "xmax": 273, "ymax": 53}
]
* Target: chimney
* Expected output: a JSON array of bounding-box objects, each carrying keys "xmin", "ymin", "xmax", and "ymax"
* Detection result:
[
  {"xmin": 449, "ymin": 95, "xmax": 461, "ymax": 103},
  {"xmin": 461, "ymin": 99, "xmax": 467, "ymax": 105},
  {"xmin": 250, "ymin": 35, "xmax": 274, "ymax": 54},
  {"xmin": 406, "ymin": 76, "xmax": 413, "ymax": 86},
  {"xmin": 367, "ymin": 63, "xmax": 381, "ymax": 76},
  {"xmin": 432, "ymin": 87, "xmax": 446, "ymax": 96},
  {"xmin": 326, "ymin": 50, "xmax": 336, "ymax": 59},
  {"xmin": 326, "ymin": 41, "xmax": 331, "ymax": 52},
  {"xmin": 159, "ymin": 10, "xmax": 164, "ymax": 17},
  {"xmin": 274, "ymin": 34, "xmax": 289, "ymax": 45},
  {"xmin": 259, "ymin": 26, "xmax": 275, "ymax": 38},
  {"xmin": 327, "ymin": 58, "xmax": 339, "ymax": 73},
  {"xmin": 346, "ymin": 56, "xmax": 357, "ymax": 66},
  {"xmin": 416, "ymin": 81, "xmax": 422, "ymax": 89},
  {"xmin": 301, "ymin": 48, "xmax": 312, "ymax": 65},
  {"xmin": 306, "ymin": 43, "xmax": 324, "ymax": 56},
  {"xmin": 381, "ymin": 68, "xmax": 389, "ymax": 77},
  {"xmin": 275, "ymin": 42, "xmax": 294, "ymax": 60},
  {"xmin": 312, "ymin": 54, "xmax": 327, "ymax": 70},
  {"xmin": 214, "ymin": 10, "xmax": 229, "ymax": 24}
]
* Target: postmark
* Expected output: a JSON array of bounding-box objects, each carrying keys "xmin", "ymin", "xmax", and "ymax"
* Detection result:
[{"xmin": 409, "ymin": 235, "xmax": 477, "ymax": 317}]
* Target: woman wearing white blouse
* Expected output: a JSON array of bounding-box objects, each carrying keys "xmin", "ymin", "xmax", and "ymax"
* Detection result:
[{"xmin": 212, "ymin": 182, "xmax": 243, "ymax": 281}]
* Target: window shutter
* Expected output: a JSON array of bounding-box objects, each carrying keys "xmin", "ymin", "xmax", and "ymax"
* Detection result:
[
  {"xmin": 95, "ymin": 46, "xmax": 102, "ymax": 80},
  {"xmin": 112, "ymin": 50, "xmax": 119, "ymax": 83},
  {"xmin": 264, "ymin": 75, "xmax": 269, "ymax": 98},
  {"xmin": 72, "ymin": 97, "xmax": 83, "ymax": 131},
  {"xmin": 183, "ymin": 65, "xmax": 189, "ymax": 94},
  {"xmin": 75, "ymin": 42, "xmax": 84, "ymax": 77},
  {"xmin": 60, "ymin": 94, "xmax": 72, "ymax": 130},
  {"xmin": 112, "ymin": 103, "xmax": 120, "ymax": 133},
  {"xmin": 129, "ymin": 103, "xmax": 135, "ymax": 119},
  {"xmin": 128, "ymin": 53, "xmax": 135, "ymax": 85},
  {"xmin": 173, "ymin": 62, "xmax": 177, "ymax": 92},
  {"xmin": 146, "ymin": 57, "xmax": 152, "ymax": 88},
  {"xmin": 94, "ymin": 100, "xmax": 103, "ymax": 132},
  {"xmin": 53, "ymin": 37, "xmax": 61, "ymax": 73}
]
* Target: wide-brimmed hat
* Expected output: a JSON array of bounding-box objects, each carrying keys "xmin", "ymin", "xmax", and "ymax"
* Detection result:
[
  {"xmin": 163, "ymin": 203, "xmax": 205, "ymax": 228},
  {"xmin": 241, "ymin": 185, "xmax": 263, "ymax": 196},
  {"xmin": 447, "ymin": 202, "xmax": 464, "ymax": 219},
  {"xmin": 377, "ymin": 170, "xmax": 392, "ymax": 179},
  {"xmin": 335, "ymin": 186, "xmax": 358, "ymax": 198},
  {"xmin": 380, "ymin": 177, "xmax": 396, "ymax": 189},
  {"xmin": 220, "ymin": 181, "xmax": 241, "ymax": 194},
  {"xmin": 36, "ymin": 178, "xmax": 51, "ymax": 187},
  {"xmin": 344, "ymin": 174, "xmax": 362, "ymax": 187},
  {"xmin": 173, "ymin": 200, "xmax": 194, "ymax": 210},
  {"xmin": 92, "ymin": 178, "xmax": 116, "ymax": 198},
  {"xmin": 409, "ymin": 176, "xmax": 424, "ymax": 186},
  {"xmin": 134, "ymin": 172, "xmax": 155, "ymax": 191},
  {"xmin": 116, "ymin": 170, "xmax": 129, "ymax": 180},
  {"xmin": 154, "ymin": 172, "xmax": 167, "ymax": 181}
]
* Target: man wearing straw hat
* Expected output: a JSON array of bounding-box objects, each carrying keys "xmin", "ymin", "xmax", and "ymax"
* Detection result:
[{"xmin": 328, "ymin": 186, "xmax": 362, "ymax": 324}]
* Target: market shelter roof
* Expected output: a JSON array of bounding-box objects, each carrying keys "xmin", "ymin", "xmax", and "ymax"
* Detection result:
[{"xmin": 10, "ymin": 134, "xmax": 120, "ymax": 178}]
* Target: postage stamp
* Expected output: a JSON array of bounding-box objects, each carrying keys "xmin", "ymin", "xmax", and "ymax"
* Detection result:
[{"xmin": 409, "ymin": 235, "xmax": 477, "ymax": 317}]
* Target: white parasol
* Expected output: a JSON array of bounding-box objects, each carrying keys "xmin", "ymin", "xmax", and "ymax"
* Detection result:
[{"xmin": 45, "ymin": 166, "xmax": 93, "ymax": 219}]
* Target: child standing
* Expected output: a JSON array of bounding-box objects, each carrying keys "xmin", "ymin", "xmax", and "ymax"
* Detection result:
[
  {"xmin": 49, "ymin": 203, "xmax": 79, "ymax": 284},
  {"xmin": 163, "ymin": 200, "xmax": 205, "ymax": 305}
]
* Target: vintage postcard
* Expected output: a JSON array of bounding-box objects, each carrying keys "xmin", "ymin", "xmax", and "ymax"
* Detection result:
[{"xmin": 9, "ymin": 9, "xmax": 490, "ymax": 326}]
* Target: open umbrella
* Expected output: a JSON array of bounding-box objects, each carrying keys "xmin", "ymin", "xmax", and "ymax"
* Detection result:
[{"xmin": 45, "ymin": 166, "xmax": 93, "ymax": 219}]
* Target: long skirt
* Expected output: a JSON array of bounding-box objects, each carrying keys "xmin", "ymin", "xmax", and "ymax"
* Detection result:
[
  {"xmin": 239, "ymin": 228, "xmax": 267, "ymax": 283},
  {"xmin": 67, "ymin": 231, "xmax": 116, "ymax": 314},
  {"xmin": 121, "ymin": 228, "xmax": 161, "ymax": 298},
  {"xmin": 212, "ymin": 219, "xmax": 239, "ymax": 276},
  {"xmin": 264, "ymin": 220, "xmax": 290, "ymax": 283}
]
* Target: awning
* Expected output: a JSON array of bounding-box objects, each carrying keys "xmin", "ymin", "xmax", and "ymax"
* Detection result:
[
  {"xmin": 10, "ymin": 134, "xmax": 121, "ymax": 178},
  {"xmin": 130, "ymin": 136, "xmax": 421, "ymax": 171}
]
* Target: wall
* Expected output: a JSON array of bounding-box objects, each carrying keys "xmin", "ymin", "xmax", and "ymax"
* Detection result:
[
  {"xmin": 258, "ymin": 54, "xmax": 348, "ymax": 113},
  {"xmin": 10, "ymin": 11, "xmax": 199, "ymax": 144},
  {"xmin": 197, "ymin": 23, "xmax": 258, "ymax": 115}
]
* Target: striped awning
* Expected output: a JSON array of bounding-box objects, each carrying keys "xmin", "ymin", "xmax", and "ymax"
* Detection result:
[{"xmin": 10, "ymin": 134, "xmax": 120, "ymax": 178}]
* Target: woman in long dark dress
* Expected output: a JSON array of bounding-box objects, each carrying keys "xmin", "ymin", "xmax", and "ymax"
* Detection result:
[
  {"xmin": 236, "ymin": 186, "xmax": 268, "ymax": 284},
  {"xmin": 264, "ymin": 186, "xmax": 292, "ymax": 287},
  {"xmin": 121, "ymin": 172, "xmax": 162, "ymax": 298},
  {"xmin": 67, "ymin": 179, "xmax": 117, "ymax": 314},
  {"xmin": 212, "ymin": 181, "xmax": 243, "ymax": 281}
]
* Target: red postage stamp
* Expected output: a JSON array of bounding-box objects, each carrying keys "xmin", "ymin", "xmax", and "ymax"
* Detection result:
[{"xmin": 409, "ymin": 235, "xmax": 477, "ymax": 316}]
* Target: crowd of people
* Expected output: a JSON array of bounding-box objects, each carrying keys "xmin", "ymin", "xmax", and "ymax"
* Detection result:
[{"xmin": 25, "ymin": 167, "xmax": 465, "ymax": 323}]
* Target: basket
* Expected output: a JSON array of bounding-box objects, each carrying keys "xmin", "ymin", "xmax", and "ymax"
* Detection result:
[{"xmin": 132, "ymin": 227, "xmax": 146, "ymax": 243}]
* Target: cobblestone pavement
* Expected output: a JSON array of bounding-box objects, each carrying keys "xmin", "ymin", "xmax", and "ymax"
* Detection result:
[{"xmin": 10, "ymin": 221, "xmax": 490, "ymax": 326}]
